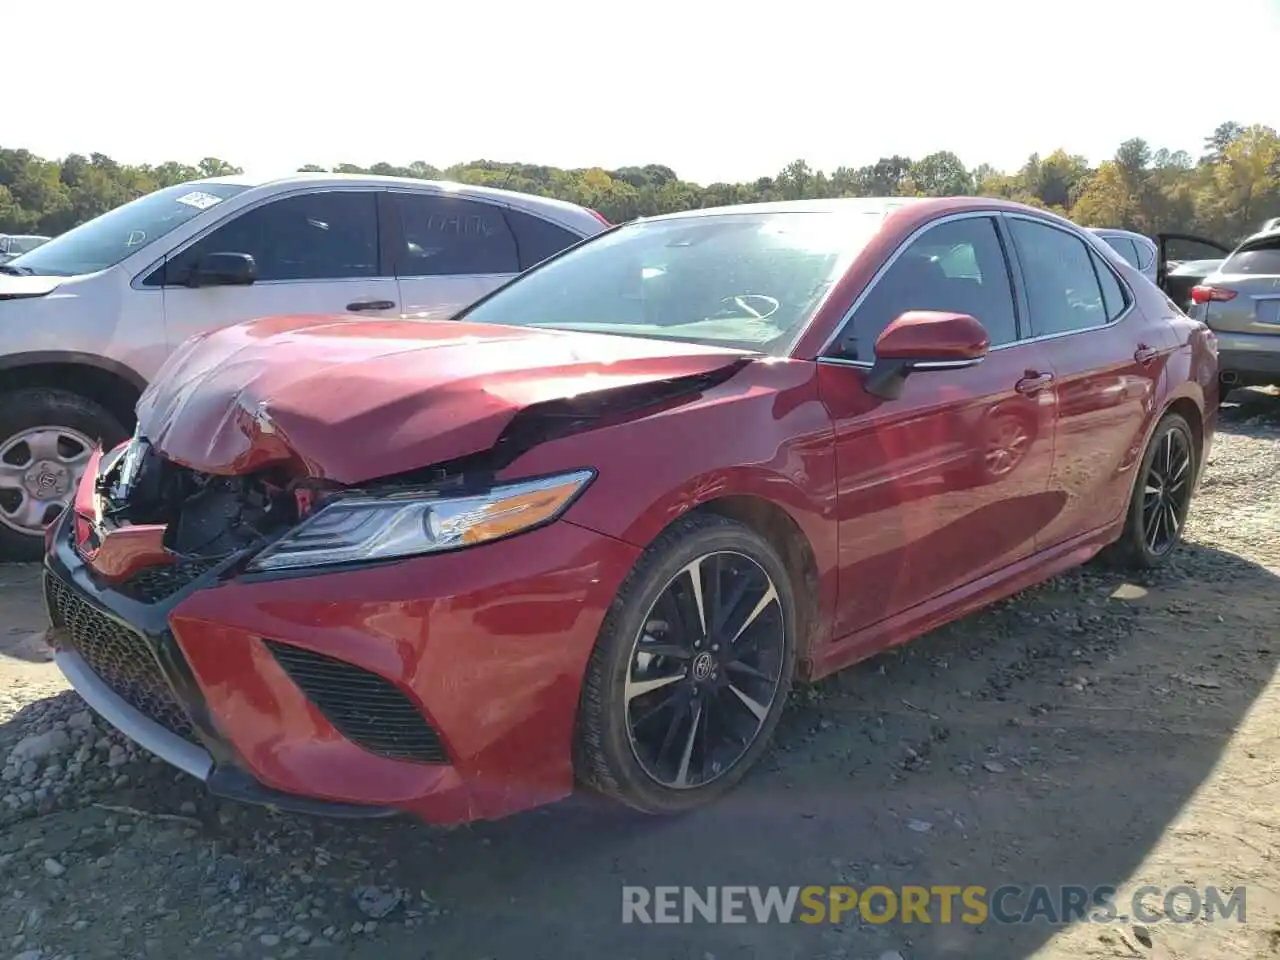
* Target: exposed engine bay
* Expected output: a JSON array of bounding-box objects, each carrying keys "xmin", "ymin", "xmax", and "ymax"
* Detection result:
[
  {"xmin": 96, "ymin": 437, "xmax": 304, "ymax": 559},
  {"xmin": 92, "ymin": 351, "xmax": 751, "ymax": 571}
]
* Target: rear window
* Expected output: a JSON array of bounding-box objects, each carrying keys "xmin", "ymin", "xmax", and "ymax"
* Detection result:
[
  {"xmin": 1102, "ymin": 235, "xmax": 1139, "ymax": 267},
  {"xmin": 1222, "ymin": 238, "xmax": 1280, "ymax": 275},
  {"xmin": 503, "ymin": 208, "xmax": 584, "ymax": 270}
]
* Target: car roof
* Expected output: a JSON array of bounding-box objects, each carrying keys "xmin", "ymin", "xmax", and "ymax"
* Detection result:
[{"xmin": 190, "ymin": 171, "xmax": 603, "ymax": 228}]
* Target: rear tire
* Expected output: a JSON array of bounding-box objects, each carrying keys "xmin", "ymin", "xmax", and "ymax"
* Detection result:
[
  {"xmin": 0, "ymin": 389, "xmax": 128, "ymax": 561},
  {"xmin": 1101, "ymin": 412, "xmax": 1196, "ymax": 570},
  {"xmin": 574, "ymin": 513, "xmax": 797, "ymax": 815}
]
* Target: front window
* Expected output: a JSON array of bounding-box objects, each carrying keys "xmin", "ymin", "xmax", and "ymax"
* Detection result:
[
  {"xmin": 457, "ymin": 211, "xmax": 889, "ymax": 354},
  {"xmin": 8, "ymin": 182, "xmax": 250, "ymax": 276}
]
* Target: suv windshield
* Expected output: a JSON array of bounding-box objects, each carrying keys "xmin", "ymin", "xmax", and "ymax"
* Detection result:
[
  {"xmin": 457, "ymin": 210, "xmax": 888, "ymax": 354},
  {"xmin": 10, "ymin": 236, "xmax": 48, "ymax": 255},
  {"xmin": 8, "ymin": 182, "xmax": 250, "ymax": 277}
]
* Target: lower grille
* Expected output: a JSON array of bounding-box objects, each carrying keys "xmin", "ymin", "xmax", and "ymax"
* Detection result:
[
  {"xmin": 264, "ymin": 641, "xmax": 448, "ymax": 764},
  {"xmin": 118, "ymin": 558, "xmax": 221, "ymax": 604},
  {"xmin": 44, "ymin": 573, "xmax": 197, "ymax": 742}
]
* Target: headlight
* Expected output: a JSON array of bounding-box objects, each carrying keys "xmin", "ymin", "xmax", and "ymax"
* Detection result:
[{"xmin": 246, "ymin": 469, "xmax": 595, "ymax": 572}]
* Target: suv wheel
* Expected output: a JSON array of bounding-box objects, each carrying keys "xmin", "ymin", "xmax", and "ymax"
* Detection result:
[{"xmin": 0, "ymin": 389, "xmax": 128, "ymax": 561}]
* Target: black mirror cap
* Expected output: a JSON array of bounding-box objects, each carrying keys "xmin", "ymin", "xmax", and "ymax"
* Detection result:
[{"xmin": 188, "ymin": 251, "xmax": 257, "ymax": 287}]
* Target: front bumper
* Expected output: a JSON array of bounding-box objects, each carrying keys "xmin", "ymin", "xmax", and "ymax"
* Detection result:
[{"xmin": 43, "ymin": 506, "xmax": 639, "ymax": 823}]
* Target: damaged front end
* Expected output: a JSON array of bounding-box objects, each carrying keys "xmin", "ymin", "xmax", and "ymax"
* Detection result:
[{"xmin": 85, "ymin": 353, "xmax": 749, "ymax": 582}]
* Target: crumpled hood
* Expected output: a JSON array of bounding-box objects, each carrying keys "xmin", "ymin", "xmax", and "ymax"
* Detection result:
[
  {"xmin": 0, "ymin": 274, "xmax": 65, "ymax": 300},
  {"xmin": 136, "ymin": 314, "xmax": 752, "ymax": 483}
]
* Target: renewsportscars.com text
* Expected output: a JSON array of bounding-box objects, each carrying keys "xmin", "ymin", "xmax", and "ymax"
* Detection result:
[{"xmin": 621, "ymin": 885, "xmax": 1247, "ymax": 925}]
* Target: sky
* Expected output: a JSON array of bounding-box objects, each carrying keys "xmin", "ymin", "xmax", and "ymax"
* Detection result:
[{"xmin": 9, "ymin": 0, "xmax": 1280, "ymax": 186}]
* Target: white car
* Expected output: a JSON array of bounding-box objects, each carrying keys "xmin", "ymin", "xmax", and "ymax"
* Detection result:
[
  {"xmin": 0, "ymin": 173, "xmax": 609, "ymax": 558},
  {"xmin": 1087, "ymin": 228, "xmax": 1158, "ymax": 284}
]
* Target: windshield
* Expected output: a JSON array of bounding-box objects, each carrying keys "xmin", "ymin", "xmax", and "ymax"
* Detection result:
[
  {"xmin": 457, "ymin": 211, "xmax": 887, "ymax": 353},
  {"xmin": 10, "ymin": 236, "xmax": 48, "ymax": 255},
  {"xmin": 7, "ymin": 182, "xmax": 250, "ymax": 276}
]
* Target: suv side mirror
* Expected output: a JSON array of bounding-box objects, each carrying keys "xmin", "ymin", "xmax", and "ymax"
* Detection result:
[
  {"xmin": 864, "ymin": 310, "xmax": 989, "ymax": 400},
  {"xmin": 186, "ymin": 252, "xmax": 257, "ymax": 288}
]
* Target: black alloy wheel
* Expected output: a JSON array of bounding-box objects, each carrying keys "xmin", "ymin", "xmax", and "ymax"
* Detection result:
[
  {"xmin": 574, "ymin": 514, "xmax": 798, "ymax": 814},
  {"xmin": 624, "ymin": 550, "xmax": 786, "ymax": 790}
]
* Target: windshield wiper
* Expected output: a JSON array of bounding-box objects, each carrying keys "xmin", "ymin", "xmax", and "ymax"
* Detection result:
[{"xmin": 0, "ymin": 264, "xmax": 34, "ymax": 276}]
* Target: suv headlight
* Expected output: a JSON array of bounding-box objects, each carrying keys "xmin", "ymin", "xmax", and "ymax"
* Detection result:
[{"xmin": 247, "ymin": 469, "xmax": 595, "ymax": 573}]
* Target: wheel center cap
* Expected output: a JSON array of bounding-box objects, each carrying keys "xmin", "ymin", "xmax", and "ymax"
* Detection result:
[
  {"xmin": 692, "ymin": 651, "xmax": 715, "ymax": 682},
  {"xmin": 23, "ymin": 460, "xmax": 69, "ymax": 498}
]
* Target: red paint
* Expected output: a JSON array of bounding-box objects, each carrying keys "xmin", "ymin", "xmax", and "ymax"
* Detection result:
[
  {"xmin": 82, "ymin": 524, "xmax": 172, "ymax": 581},
  {"xmin": 873, "ymin": 311, "xmax": 990, "ymax": 362},
  {"xmin": 135, "ymin": 314, "xmax": 750, "ymax": 484},
  {"xmin": 57, "ymin": 198, "xmax": 1218, "ymax": 824},
  {"xmin": 169, "ymin": 522, "xmax": 639, "ymax": 823}
]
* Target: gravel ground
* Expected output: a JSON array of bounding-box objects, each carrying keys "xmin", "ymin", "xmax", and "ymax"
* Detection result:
[{"xmin": 1, "ymin": 389, "xmax": 1278, "ymax": 960}]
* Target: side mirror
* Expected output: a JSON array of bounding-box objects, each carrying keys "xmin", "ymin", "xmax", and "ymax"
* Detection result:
[
  {"xmin": 186, "ymin": 252, "xmax": 257, "ymax": 288},
  {"xmin": 865, "ymin": 310, "xmax": 989, "ymax": 400}
]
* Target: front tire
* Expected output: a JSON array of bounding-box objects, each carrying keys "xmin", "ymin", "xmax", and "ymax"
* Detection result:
[
  {"xmin": 1102, "ymin": 412, "xmax": 1196, "ymax": 569},
  {"xmin": 574, "ymin": 513, "xmax": 798, "ymax": 815},
  {"xmin": 0, "ymin": 389, "xmax": 128, "ymax": 561}
]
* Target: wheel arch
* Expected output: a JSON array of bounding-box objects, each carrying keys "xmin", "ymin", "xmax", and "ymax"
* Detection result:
[
  {"xmin": 654, "ymin": 491, "xmax": 828, "ymax": 679},
  {"xmin": 0, "ymin": 352, "xmax": 145, "ymax": 431}
]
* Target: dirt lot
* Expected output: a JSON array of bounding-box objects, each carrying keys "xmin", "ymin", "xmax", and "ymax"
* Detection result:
[{"xmin": 1, "ymin": 391, "xmax": 1278, "ymax": 960}]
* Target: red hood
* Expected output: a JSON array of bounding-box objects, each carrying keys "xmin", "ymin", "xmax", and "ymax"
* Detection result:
[{"xmin": 136, "ymin": 315, "xmax": 751, "ymax": 483}]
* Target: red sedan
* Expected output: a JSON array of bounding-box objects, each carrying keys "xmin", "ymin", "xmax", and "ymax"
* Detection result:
[{"xmin": 42, "ymin": 197, "xmax": 1217, "ymax": 823}]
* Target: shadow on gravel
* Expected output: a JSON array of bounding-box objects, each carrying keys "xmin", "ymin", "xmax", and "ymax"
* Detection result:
[
  {"xmin": 1, "ymin": 545, "xmax": 1275, "ymax": 960},
  {"xmin": 1218, "ymin": 386, "xmax": 1280, "ymax": 432},
  {"xmin": 0, "ymin": 563, "xmax": 52, "ymax": 664}
]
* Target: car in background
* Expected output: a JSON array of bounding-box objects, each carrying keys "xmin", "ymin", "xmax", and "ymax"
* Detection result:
[
  {"xmin": 0, "ymin": 173, "xmax": 609, "ymax": 559},
  {"xmin": 1157, "ymin": 232, "xmax": 1234, "ymax": 311},
  {"xmin": 43, "ymin": 196, "xmax": 1216, "ymax": 824},
  {"xmin": 0, "ymin": 234, "xmax": 51, "ymax": 264},
  {"xmin": 1180, "ymin": 226, "xmax": 1280, "ymax": 393},
  {"xmin": 1088, "ymin": 228, "xmax": 1158, "ymax": 283}
]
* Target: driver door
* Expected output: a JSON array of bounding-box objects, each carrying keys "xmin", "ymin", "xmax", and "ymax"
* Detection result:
[
  {"xmin": 150, "ymin": 188, "xmax": 400, "ymax": 349},
  {"xmin": 818, "ymin": 213, "xmax": 1058, "ymax": 640}
]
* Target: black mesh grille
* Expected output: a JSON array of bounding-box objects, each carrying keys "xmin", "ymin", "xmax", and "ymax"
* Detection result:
[
  {"xmin": 118, "ymin": 558, "xmax": 221, "ymax": 604},
  {"xmin": 44, "ymin": 573, "xmax": 197, "ymax": 742},
  {"xmin": 264, "ymin": 641, "xmax": 448, "ymax": 764}
]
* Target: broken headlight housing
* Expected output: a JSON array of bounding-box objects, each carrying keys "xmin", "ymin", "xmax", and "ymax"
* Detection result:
[{"xmin": 246, "ymin": 469, "xmax": 595, "ymax": 572}]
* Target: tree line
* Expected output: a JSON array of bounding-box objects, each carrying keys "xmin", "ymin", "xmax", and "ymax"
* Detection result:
[{"xmin": 2, "ymin": 122, "xmax": 1278, "ymax": 244}]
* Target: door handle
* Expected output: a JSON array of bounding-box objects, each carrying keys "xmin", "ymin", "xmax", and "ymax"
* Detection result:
[
  {"xmin": 1134, "ymin": 344, "xmax": 1158, "ymax": 365},
  {"xmin": 1014, "ymin": 371, "xmax": 1054, "ymax": 395},
  {"xmin": 346, "ymin": 299, "xmax": 396, "ymax": 312}
]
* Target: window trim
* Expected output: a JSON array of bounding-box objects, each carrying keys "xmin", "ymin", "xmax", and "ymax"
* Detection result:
[
  {"xmin": 812, "ymin": 210, "xmax": 1023, "ymax": 368},
  {"xmin": 1002, "ymin": 212, "xmax": 1135, "ymax": 344},
  {"xmin": 130, "ymin": 185, "xmax": 389, "ymax": 290},
  {"xmin": 1134, "ymin": 237, "xmax": 1156, "ymax": 271},
  {"xmin": 385, "ymin": 188, "xmax": 521, "ymax": 280}
]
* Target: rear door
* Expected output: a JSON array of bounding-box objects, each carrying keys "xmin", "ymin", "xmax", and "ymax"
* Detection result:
[
  {"xmin": 1005, "ymin": 215, "xmax": 1171, "ymax": 550},
  {"xmin": 152, "ymin": 188, "xmax": 399, "ymax": 348},
  {"xmin": 386, "ymin": 191, "xmax": 523, "ymax": 320}
]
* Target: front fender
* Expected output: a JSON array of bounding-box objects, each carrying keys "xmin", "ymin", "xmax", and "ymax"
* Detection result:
[{"xmin": 499, "ymin": 359, "xmax": 840, "ymax": 641}]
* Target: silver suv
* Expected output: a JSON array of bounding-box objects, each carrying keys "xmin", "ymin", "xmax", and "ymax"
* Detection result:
[
  {"xmin": 1185, "ymin": 228, "xmax": 1280, "ymax": 395},
  {"xmin": 0, "ymin": 173, "xmax": 609, "ymax": 559}
]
